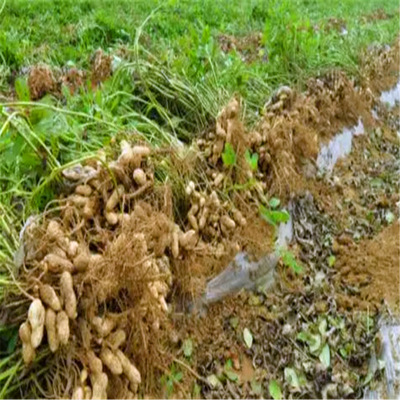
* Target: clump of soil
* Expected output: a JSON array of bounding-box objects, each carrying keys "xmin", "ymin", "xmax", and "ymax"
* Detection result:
[
  {"xmin": 25, "ymin": 48, "xmax": 112, "ymax": 101},
  {"xmin": 361, "ymin": 8, "xmax": 393, "ymax": 23},
  {"xmin": 28, "ymin": 65, "xmax": 58, "ymax": 100},
  {"xmin": 218, "ymin": 32, "xmax": 266, "ymax": 64},
  {"xmin": 324, "ymin": 17, "xmax": 347, "ymax": 33},
  {"xmin": 335, "ymin": 221, "xmax": 400, "ymax": 312},
  {"xmin": 61, "ymin": 68, "xmax": 86, "ymax": 95},
  {"xmin": 360, "ymin": 39, "xmax": 400, "ymax": 94},
  {"xmin": 91, "ymin": 49, "xmax": 112, "ymax": 86}
]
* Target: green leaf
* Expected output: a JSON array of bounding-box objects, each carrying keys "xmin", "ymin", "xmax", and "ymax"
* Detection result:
[
  {"xmin": 207, "ymin": 374, "xmax": 221, "ymax": 388},
  {"xmin": 183, "ymin": 338, "xmax": 193, "ymax": 358},
  {"xmin": 224, "ymin": 359, "xmax": 239, "ymax": 381},
  {"xmin": 269, "ymin": 380, "xmax": 282, "ymax": 400},
  {"xmin": 172, "ymin": 371, "xmax": 183, "ymax": 382},
  {"xmin": 15, "ymin": 77, "xmax": 30, "ymax": 101},
  {"xmin": 225, "ymin": 369, "xmax": 239, "ymax": 381},
  {"xmin": 319, "ymin": 344, "xmax": 330, "ymax": 368},
  {"xmin": 6, "ymin": 331, "xmax": 18, "ymax": 354},
  {"xmin": 328, "ymin": 255, "xmax": 336, "ymax": 267},
  {"xmin": 166, "ymin": 379, "xmax": 174, "ymax": 396},
  {"xmin": 245, "ymin": 149, "xmax": 259, "ymax": 171},
  {"xmin": 192, "ymin": 383, "xmax": 201, "ymax": 398},
  {"xmin": 284, "ymin": 367, "xmax": 300, "ymax": 388},
  {"xmin": 243, "ymin": 328, "xmax": 253, "ymax": 348},
  {"xmin": 370, "ymin": 178, "xmax": 383, "ymax": 188},
  {"xmin": 318, "ymin": 319, "xmax": 327, "ymax": 336},
  {"xmin": 221, "ymin": 142, "xmax": 236, "ymax": 166},
  {"xmin": 269, "ymin": 197, "xmax": 281, "ymax": 209},
  {"xmin": 259, "ymin": 205, "xmax": 290, "ymax": 227},
  {"xmin": 309, "ymin": 334, "xmax": 322, "ymax": 353},
  {"xmin": 339, "ymin": 348, "xmax": 347, "ymax": 358}
]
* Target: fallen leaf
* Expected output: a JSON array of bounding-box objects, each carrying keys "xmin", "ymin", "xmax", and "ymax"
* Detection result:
[
  {"xmin": 284, "ymin": 367, "xmax": 300, "ymax": 388},
  {"xmin": 243, "ymin": 328, "xmax": 253, "ymax": 348},
  {"xmin": 319, "ymin": 344, "xmax": 330, "ymax": 368},
  {"xmin": 385, "ymin": 211, "xmax": 395, "ymax": 223},
  {"xmin": 319, "ymin": 319, "xmax": 327, "ymax": 336},
  {"xmin": 207, "ymin": 374, "xmax": 221, "ymax": 388},
  {"xmin": 251, "ymin": 379, "xmax": 263, "ymax": 395},
  {"xmin": 230, "ymin": 317, "xmax": 239, "ymax": 329}
]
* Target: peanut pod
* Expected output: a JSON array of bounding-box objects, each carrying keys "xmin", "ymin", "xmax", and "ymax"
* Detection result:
[
  {"xmin": 28, "ymin": 299, "xmax": 45, "ymax": 349},
  {"xmin": 45, "ymin": 308, "xmax": 59, "ymax": 353},
  {"xmin": 60, "ymin": 271, "xmax": 77, "ymax": 320}
]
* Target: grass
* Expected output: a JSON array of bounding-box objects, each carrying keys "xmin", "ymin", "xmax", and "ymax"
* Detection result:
[{"xmin": 0, "ymin": 0, "xmax": 399, "ymax": 397}]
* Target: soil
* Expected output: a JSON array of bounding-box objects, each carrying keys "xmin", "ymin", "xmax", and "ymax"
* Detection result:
[
  {"xmin": 217, "ymin": 33, "xmax": 266, "ymax": 64},
  {"xmin": 336, "ymin": 221, "xmax": 400, "ymax": 312}
]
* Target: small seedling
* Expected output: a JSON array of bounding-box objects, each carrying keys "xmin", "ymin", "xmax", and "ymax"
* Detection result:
[
  {"xmin": 259, "ymin": 204, "xmax": 290, "ymax": 227},
  {"xmin": 280, "ymin": 249, "xmax": 303, "ymax": 274},
  {"xmin": 269, "ymin": 197, "xmax": 281, "ymax": 208},
  {"xmin": 224, "ymin": 359, "xmax": 239, "ymax": 381},
  {"xmin": 160, "ymin": 363, "xmax": 183, "ymax": 398},
  {"xmin": 245, "ymin": 149, "xmax": 259, "ymax": 171},
  {"xmin": 221, "ymin": 142, "xmax": 236, "ymax": 166},
  {"xmin": 328, "ymin": 255, "xmax": 336, "ymax": 267}
]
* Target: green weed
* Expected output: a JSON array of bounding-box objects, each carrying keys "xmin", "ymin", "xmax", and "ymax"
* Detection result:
[{"xmin": 160, "ymin": 363, "xmax": 183, "ymax": 398}]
